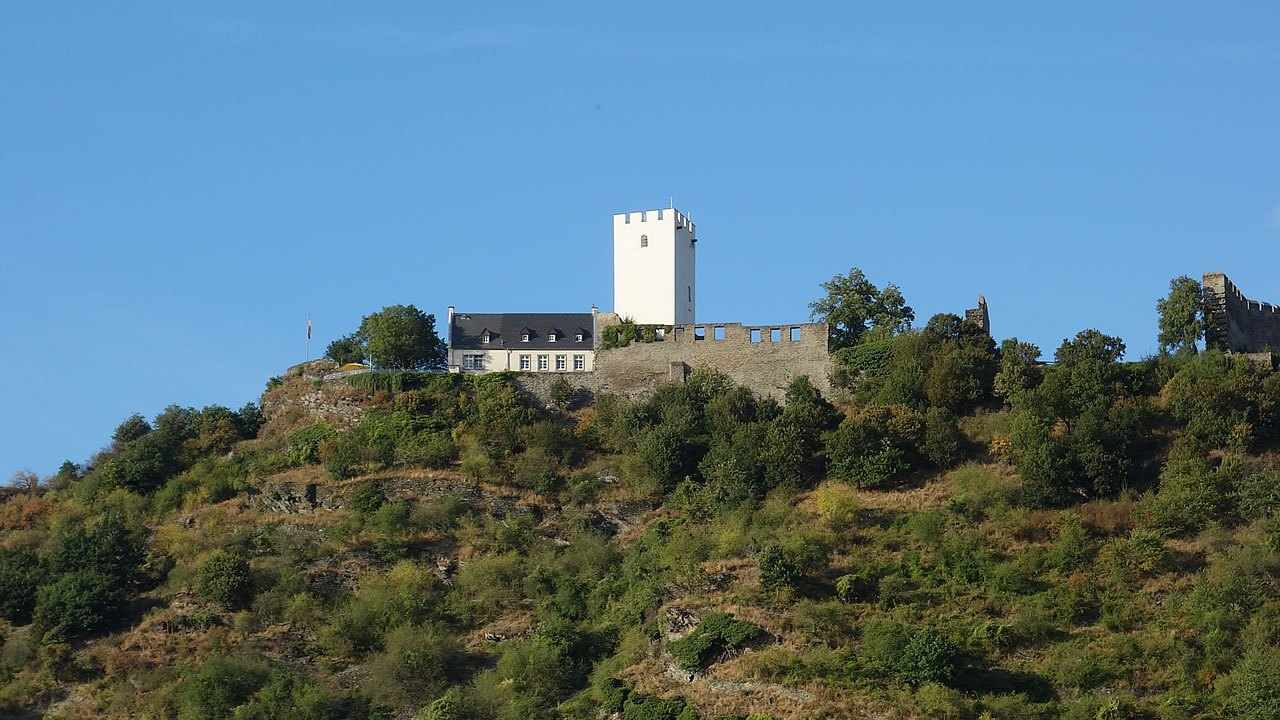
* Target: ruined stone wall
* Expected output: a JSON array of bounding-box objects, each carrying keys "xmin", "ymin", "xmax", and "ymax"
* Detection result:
[
  {"xmin": 965, "ymin": 295, "xmax": 990, "ymax": 335},
  {"xmin": 516, "ymin": 321, "xmax": 833, "ymax": 403},
  {"xmin": 1203, "ymin": 272, "xmax": 1280, "ymax": 353}
]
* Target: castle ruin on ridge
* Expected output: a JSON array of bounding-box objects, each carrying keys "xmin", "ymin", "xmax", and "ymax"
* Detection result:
[
  {"xmin": 1203, "ymin": 272, "xmax": 1280, "ymax": 354},
  {"xmin": 446, "ymin": 207, "xmax": 989, "ymax": 404}
]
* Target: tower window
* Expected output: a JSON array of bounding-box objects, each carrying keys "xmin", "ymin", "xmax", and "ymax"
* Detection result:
[
  {"xmin": 688, "ymin": 286, "xmax": 691, "ymax": 302},
  {"xmin": 640, "ymin": 234, "xmax": 648, "ymax": 248}
]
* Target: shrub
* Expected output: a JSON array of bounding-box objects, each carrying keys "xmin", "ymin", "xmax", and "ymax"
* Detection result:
[
  {"xmin": 348, "ymin": 481, "xmax": 387, "ymax": 515},
  {"xmin": 862, "ymin": 619, "xmax": 911, "ymax": 665},
  {"xmin": 921, "ymin": 407, "xmax": 965, "ymax": 469},
  {"xmin": 0, "ymin": 547, "xmax": 43, "ymax": 624},
  {"xmin": 33, "ymin": 570, "xmax": 128, "ymax": 640},
  {"xmin": 825, "ymin": 421, "xmax": 906, "ymax": 489},
  {"xmin": 667, "ymin": 612, "xmax": 763, "ymax": 671},
  {"xmin": 364, "ymin": 623, "xmax": 463, "ymax": 710},
  {"xmin": 197, "ymin": 552, "xmax": 254, "ymax": 610},
  {"xmin": 899, "ymin": 627, "xmax": 962, "ymax": 685},
  {"xmin": 1225, "ymin": 643, "xmax": 1280, "ymax": 720},
  {"xmin": 287, "ymin": 422, "xmax": 339, "ymax": 465},
  {"xmin": 177, "ymin": 655, "xmax": 271, "ymax": 720},
  {"xmin": 814, "ymin": 482, "xmax": 861, "ymax": 532}
]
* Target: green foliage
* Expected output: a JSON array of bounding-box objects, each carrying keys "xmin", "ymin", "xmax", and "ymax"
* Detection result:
[
  {"xmin": 47, "ymin": 511, "xmax": 145, "ymax": 587},
  {"xmin": 287, "ymin": 421, "xmax": 339, "ymax": 465},
  {"xmin": 177, "ymin": 655, "xmax": 271, "ymax": 720},
  {"xmin": 832, "ymin": 338, "xmax": 896, "ymax": 387},
  {"xmin": 1055, "ymin": 329, "xmax": 1126, "ymax": 366},
  {"xmin": 347, "ymin": 481, "xmax": 387, "ymax": 515},
  {"xmin": 33, "ymin": 570, "xmax": 128, "ymax": 640},
  {"xmin": 994, "ymin": 337, "xmax": 1043, "ymax": 401},
  {"xmin": 810, "ymin": 267, "xmax": 914, "ymax": 350},
  {"xmin": 113, "ymin": 413, "xmax": 151, "ymax": 444},
  {"xmin": 1157, "ymin": 275, "xmax": 1204, "ymax": 355},
  {"xmin": 825, "ymin": 420, "xmax": 906, "ymax": 488},
  {"xmin": 365, "ymin": 623, "xmax": 463, "ymax": 710},
  {"xmin": 668, "ymin": 612, "xmax": 764, "ymax": 671},
  {"xmin": 1225, "ymin": 643, "xmax": 1280, "ymax": 720},
  {"xmin": 197, "ymin": 552, "xmax": 254, "ymax": 610},
  {"xmin": 326, "ymin": 333, "xmax": 367, "ymax": 365},
  {"xmin": 549, "ymin": 376, "xmax": 574, "ymax": 412},
  {"xmin": 921, "ymin": 407, "xmax": 964, "ymax": 469},
  {"xmin": 0, "ymin": 548, "xmax": 43, "ymax": 624},
  {"xmin": 357, "ymin": 304, "xmax": 446, "ymax": 371}
]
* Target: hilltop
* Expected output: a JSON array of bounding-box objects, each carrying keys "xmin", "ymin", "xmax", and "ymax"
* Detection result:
[{"xmin": 1, "ymin": 281, "xmax": 1280, "ymax": 719}]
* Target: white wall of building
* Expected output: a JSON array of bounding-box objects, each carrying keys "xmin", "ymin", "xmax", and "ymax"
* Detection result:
[
  {"xmin": 613, "ymin": 208, "xmax": 696, "ymax": 325},
  {"xmin": 451, "ymin": 348, "xmax": 595, "ymax": 374}
]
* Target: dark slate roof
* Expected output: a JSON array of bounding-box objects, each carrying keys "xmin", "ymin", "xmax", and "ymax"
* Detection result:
[{"xmin": 452, "ymin": 312, "xmax": 593, "ymax": 351}]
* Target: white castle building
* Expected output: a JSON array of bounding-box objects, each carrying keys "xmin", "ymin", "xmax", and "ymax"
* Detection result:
[{"xmin": 446, "ymin": 207, "xmax": 696, "ymax": 373}]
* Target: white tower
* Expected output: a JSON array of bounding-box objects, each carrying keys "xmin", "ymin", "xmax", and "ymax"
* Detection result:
[{"xmin": 613, "ymin": 208, "xmax": 697, "ymax": 325}]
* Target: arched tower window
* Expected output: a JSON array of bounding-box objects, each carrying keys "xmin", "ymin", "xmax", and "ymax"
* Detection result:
[{"xmin": 640, "ymin": 235, "xmax": 648, "ymax": 248}]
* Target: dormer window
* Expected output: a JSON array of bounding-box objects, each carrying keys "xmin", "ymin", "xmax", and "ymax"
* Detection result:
[
  {"xmin": 548, "ymin": 332, "xmax": 557, "ymax": 342},
  {"xmin": 575, "ymin": 333, "xmax": 583, "ymax": 342},
  {"xmin": 521, "ymin": 332, "xmax": 530, "ymax": 342},
  {"xmin": 481, "ymin": 332, "xmax": 490, "ymax": 344}
]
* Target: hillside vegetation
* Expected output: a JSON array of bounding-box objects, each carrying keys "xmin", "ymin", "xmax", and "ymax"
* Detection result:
[{"xmin": 3, "ymin": 286, "xmax": 1280, "ymax": 719}]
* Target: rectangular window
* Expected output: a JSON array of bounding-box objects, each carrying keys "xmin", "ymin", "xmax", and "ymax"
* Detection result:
[
  {"xmin": 714, "ymin": 326, "xmax": 726, "ymax": 340},
  {"xmin": 519, "ymin": 355, "xmax": 530, "ymax": 371},
  {"xmin": 770, "ymin": 328, "xmax": 782, "ymax": 342},
  {"xmin": 790, "ymin": 327, "xmax": 801, "ymax": 342},
  {"xmin": 521, "ymin": 333, "xmax": 529, "ymax": 342},
  {"xmin": 688, "ymin": 286, "xmax": 692, "ymax": 302},
  {"xmin": 750, "ymin": 329, "xmax": 762, "ymax": 343},
  {"xmin": 481, "ymin": 333, "xmax": 490, "ymax": 344},
  {"xmin": 548, "ymin": 334, "xmax": 556, "ymax": 342},
  {"xmin": 556, "ymin": 355, "xmax": 567, "ymax": 371},
  {"xmin": 537, "ymin": 355, "xmax": 549, "ymax": 371},
  {"xmin": 656, "ymin": 327, "xmax": 665, "ymax": 340},
  {"xmin": 463, "ymin": 354, "xmax": 484, "ymax": 370},
  {"xmin": 575, "ymin": 333, "xmax": 583, "ymax": 342},
  {"xmin": 573, "ymin": 354, "xmax": 585, "ymax": 371},
  {"xmin": 695, "ymin": 326, "xmax": 705, "ymax": 340}
]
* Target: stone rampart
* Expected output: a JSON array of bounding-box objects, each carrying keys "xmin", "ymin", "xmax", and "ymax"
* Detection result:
[
  {"xmin": 515, "ymin": 320, "xmax": 832, "ymax": 404},
  {"xmin": 1203, "ymin": 272, "xmax": 1280, "ymax": 353}
]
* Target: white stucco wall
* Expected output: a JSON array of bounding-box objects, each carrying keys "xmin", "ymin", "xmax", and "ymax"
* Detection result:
[
  {"xmin": 450, "ymin": 347, "xmax": 595, "ymax": 374},
  {"xmin": 613, "ymin": 208, "xmax": 696, "ymax": 325}
]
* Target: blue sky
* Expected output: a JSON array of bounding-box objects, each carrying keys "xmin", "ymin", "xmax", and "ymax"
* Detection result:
[{"xmin": 3, "ymin": 3, "xmax": 1279, "ymax": 476}]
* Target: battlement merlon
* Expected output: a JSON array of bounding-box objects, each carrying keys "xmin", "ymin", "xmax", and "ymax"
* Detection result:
[{"xmin": 613, "ymin": 208, "xmax": 696, "ymax": 238}]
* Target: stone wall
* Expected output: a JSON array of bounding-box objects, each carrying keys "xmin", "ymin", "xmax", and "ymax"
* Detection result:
[
  {"xmin": 1203, "ymin": 272, "xmax": 1280, "ymax": 353},
  {"xmin": 965, "ymin": 295, "xmax": 990, "ymax": 335},
  {"xmin": 515, "ymin": 320, "xmax": 833, "ymax": 404}
]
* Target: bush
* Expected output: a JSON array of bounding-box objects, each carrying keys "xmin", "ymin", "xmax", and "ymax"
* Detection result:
[
  {"xmin": 899, "ymin": 626, "xmax": 962, "ymax": 685},
  {"xmin": 287, "ymin": 422, "xmax": 339, "ymax": 465},
  {"xmin": 198, "ymin": 553, "xmax": 254, "ymax": 610},
  {"xmin": 33, "ymin": 570, "xmax": 129, "ymax": 640},
  {"xmin": 814, "ymin": 482, "xmax": 861, "ymax": 532},
  {"xmin": 365, "ymin": 623, "xmax": 463, "ymax": 710},
  {"xmin": 667, "ymin": 612, "xmax": 764, "ymax": 671},
  {"xmin": 348, "ymin": 481, "xmax": 387, "ymax": 515},
  {"xmin": 921, "ymin": 407, "xmax": 965, "ymax": 469},
  {"xmin": 177, "ymin": 655, "xmax": 271, "ymax": 720},
  {"xmin": 826, "ymin": 421, "xmax": 906, "ymax": 489}
]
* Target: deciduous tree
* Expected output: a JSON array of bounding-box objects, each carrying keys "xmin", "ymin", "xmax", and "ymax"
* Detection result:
[
  {"xmin": 1157, "ymin": 275, "xmax": 1204, "ymax": 356},
  {"xmin": 809, "ymin": 267, "xmax": 914, "ymax": 350}
]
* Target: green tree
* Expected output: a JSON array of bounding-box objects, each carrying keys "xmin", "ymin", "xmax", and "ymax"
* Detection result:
[
  {"xmin": 113, "ymin": 413, "xmax": 151, "ymax": 444},
  {"xmin": 0, "ymin": 547, "xmax": 43, "ymax": 624},
  {"xmin": 326, "ymin": 332, "xmax": 367, "ymax": 365},
  {"xmin": 198, "ymin": 552, "xmax": 255, "ymax": 609},
  {"xmin": 809, "ymin": 267, "xmax": 914, "ymax": 350},
  {"xmin": 993, "ymin": 338, "xmax": 1043, "ymax": 400},
  {"xmin": 1157, "ymin": 275, "xmax": 1204, "ymax": 356},
  {"xmin": 1054, "ymin": 329, "xmax": 1125, "ymax": 367},
  {"xmin": 34, "ymin": 569, "xmax": 129, "ymax": 640},
  {"xmin": 359, "ymin": 305, "xmax": 446, "ymax": 370}
]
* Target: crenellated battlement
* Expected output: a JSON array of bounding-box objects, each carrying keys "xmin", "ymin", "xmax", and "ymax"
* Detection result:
[
  {"xmin": 1204, "ymin": 272, "xmax": 1280, "ymax": 352},
  {"xmin": 613, "ymin": 208, "xmax": 696, "ymax": 236}
]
